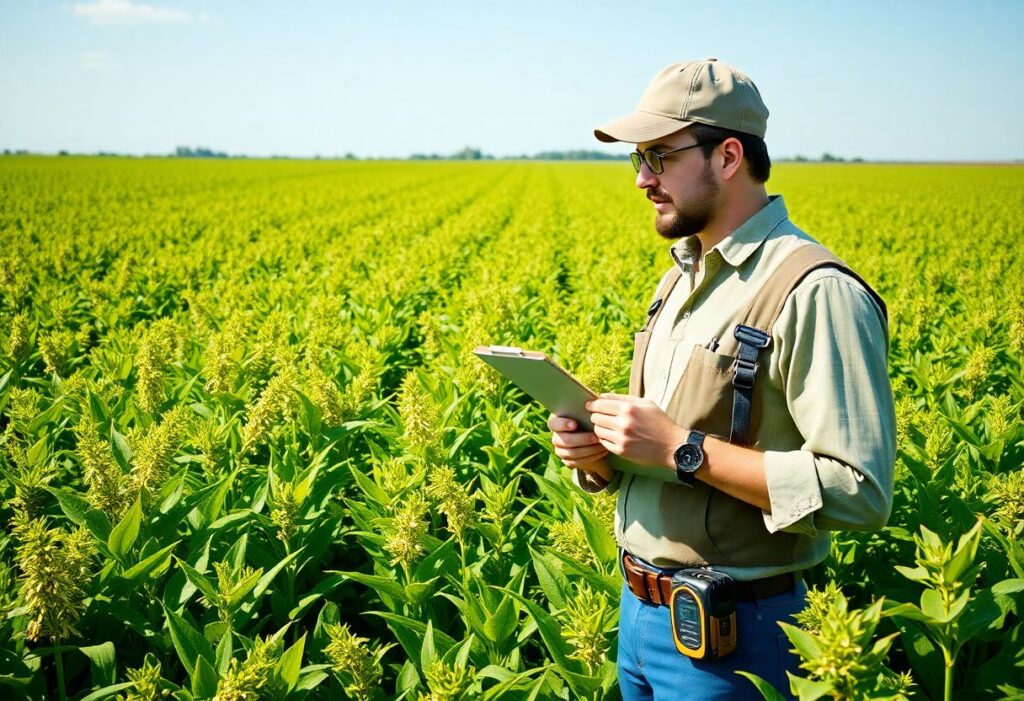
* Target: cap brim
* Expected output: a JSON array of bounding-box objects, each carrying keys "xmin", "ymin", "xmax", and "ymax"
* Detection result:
[{"xmin": 594, "ymin": 110, "xmax": 694, "ymax": 144}]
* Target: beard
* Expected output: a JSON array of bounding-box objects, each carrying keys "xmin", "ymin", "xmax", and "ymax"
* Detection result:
[{"xmin": 650, "ymin": 161, "xmax": 719, "ymax": 240}]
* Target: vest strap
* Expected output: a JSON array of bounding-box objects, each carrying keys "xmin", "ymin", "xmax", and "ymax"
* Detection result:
[
  {"xmin": 730, "ymin": 324, "xmax": 771, "ymax": 445},
  {"xmin": 630, "ymin": 266, "xmax": 683, "ymax": 397}
]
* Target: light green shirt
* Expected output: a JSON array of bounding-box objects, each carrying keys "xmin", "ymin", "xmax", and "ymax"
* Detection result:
[{"xmin": 575, "ymin": 195, "xmax": 896, "ymax": 580}]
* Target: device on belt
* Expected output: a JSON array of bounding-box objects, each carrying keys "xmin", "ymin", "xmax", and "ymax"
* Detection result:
[{"xmin": 669, "ymin": 568, "xmax": 738, "ymax": 660}]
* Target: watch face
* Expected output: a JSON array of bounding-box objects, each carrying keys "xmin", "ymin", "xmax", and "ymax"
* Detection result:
[{"xmin": 676, "ymin": 444, "xmax": 703, "ymax": 471}]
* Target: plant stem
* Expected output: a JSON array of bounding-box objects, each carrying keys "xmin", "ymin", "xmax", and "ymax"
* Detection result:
[
  {"xmin": 942, "ymin": 645, "xmax": 955, "ymax": 701},
  {"xmin": 54, "ymin": 642, "xmax": 67, "ymax": 701}
]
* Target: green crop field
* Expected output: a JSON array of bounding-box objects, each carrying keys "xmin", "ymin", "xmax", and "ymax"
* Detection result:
[{"xmin": 1, "ymin": 157, "xmax": 1022, "ymax": 701}]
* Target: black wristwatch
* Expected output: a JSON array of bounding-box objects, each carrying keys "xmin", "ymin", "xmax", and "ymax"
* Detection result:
[{"xmin": 673, "ymin": 430, "xmax": 706, "ymax": 487}]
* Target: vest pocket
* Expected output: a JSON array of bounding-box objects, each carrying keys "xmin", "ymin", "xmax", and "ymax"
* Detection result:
[{"xmin": 665, "ymin": 344, "xmax": 737, "ymax": 438}]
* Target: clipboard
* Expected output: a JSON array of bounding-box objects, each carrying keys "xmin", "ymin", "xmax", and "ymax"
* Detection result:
[{"xmin": 473, "ymin": 345, "xmax": 669, "ymax": 479}]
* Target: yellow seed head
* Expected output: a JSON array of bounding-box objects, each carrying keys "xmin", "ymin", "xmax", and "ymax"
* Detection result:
[
  {"xmin": 130, "ymin": 405, "xmax": 192, "ymax": 503},
  {"xmin": 6, "ymin": 312, "xmax": 30, "ymax": 361},
  {"xmin": 384, "ymin": 492, "xmax": 429, "ymax": 568},
  {"xmin": 324, "ymin": 623, "xmax": 381, "ymax": 701},
  {"xmin": 241, "ymin": 366, "xmax": 298, "ymax": 452},
  {"xmin": 559, "ymin": 582, "xmax": 613, "ymax": 673},
  {"xmin": 548, "ymin": 519, "xmax": 594, "ymax": 566},
  {"xmin": 425, "ymin": 465, "xmax": 476, "ymax": 543},
  {"xmin": 212, "ymin": 636, "xmax": 280, "ymax": 701},
  {"xmin": 12, "ymin": 514, "xmax": 94, "ymax": 642},
  {"xmin": 135, "ymin": 319, "xmax": 179, "ymax": 414},
  {"xmin": 75, "ymin": 422, "xmax": 131, "ymax": 517},
  {"xmin": 304, "ymin": 364, "xmax": 344, "ymax": 427}
]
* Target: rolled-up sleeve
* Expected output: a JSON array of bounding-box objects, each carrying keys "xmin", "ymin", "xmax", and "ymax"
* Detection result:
[
  {"xmin": 761, "ymin": 272, "xmax": 896, "ymax": 535},
  {"xmin": 571, "ymin": 467, "xmax": 623, "ymax": 494}
]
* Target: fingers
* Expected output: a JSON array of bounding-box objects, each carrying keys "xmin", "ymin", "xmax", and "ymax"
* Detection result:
[
  {"xmin": 593, "ymin": 424, "xmax": 623, "ymax": 454},
  {"xmin": 548, "ymin": 414, "xmax": 578, "ymax": 432},
  {"xmin": 555, "ymin": 444, "xmax": 609, "ymax": 467},
  {"xmin": 585, "ymin": 397, "xmax": 627, "ymax": 416},
  {"xmin": 551, "ymin": 430, "xmax": 600, "ymax": 449}
]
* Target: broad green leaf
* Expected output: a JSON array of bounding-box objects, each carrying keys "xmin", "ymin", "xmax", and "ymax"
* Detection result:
[
  {"xmin": 119, "ymin": 541, "xmax": 179, "ymax": 582},
  {"xmin": 993, "ymin": 578, "xmax": 1024, "ymax": 596},
  {"xmin": 226, "ymin": 567, "xmax": 263, "ymax": 608},
  {"xmin": 192, "ymin": 655, "xmax": 220, "ymax": 699},
  {"xmin": 959, "ymin": 587, "xmax": 1012, "ymax": 641},
  {"xmin": 163, "ymin": 606, "xmax": 215, "ymax": 679},
  {"xmin": 295, "ymin": 666, "xmax": 331, "ymax": 692},
  {"xmin": 79, "ymin": 683, "xmax": 134, "ymax": 701},
  {"xmin": 883, "ymin": 601, "xmax": 934, "ymax": 623},
  {"xmin": 197, "ymin": 468, "xmax": 237, "ymax": 526},
  {"xmin": 289, "ymin": 574, "xmax": 345, "ymax": 620},
  {"xmin": 87, "ymin": 390, "xmax": 110, "ymax": 427},
  {"xmin": 251, "ymin": 548, "xmax": 302, "ymax": 600},
  {"xmin": 531, "ymin": 547, "xmax": 570, "ymax": 612},
  {"xmin": 203, "ymin": 622, "xmax": 229, "ymax": 650},
  {"xmin": 28, "ymin": 398, "xmax": 64, "ymax": 435},
  {"xmin": 216, "ymin": 630, "xmax": 233, "ymax": 677},
  {"xmin": 277, "ymin": 633, "xmax": 305, "ymax": 691},
  {"xmin": 175, "ymin": 558, "xmax": 219, "ymax": 603},
  {"xmin": 778, "ymin": 623, "xmax": 824, "ymax": 661},
  {"xmin": 396, "ymin": 659, "xmax": 420, "ymax": 693},
  {"xmin": 404, "ymin": 578, "xmax": 439, "ymax": 608},
  {"xmin": 498, "ymin": 587, "xmax": 580, "ymax": 676},
  {"xmin": 788, "ymin": 674, "xmax": 833, "ymax": 701},
  {"xmin": 26, "ymin": 435, "xmax": 48, "ymax": 468},
  {"xmin": 107, "ymin": 497, "xmax": 142, "ymax": 559},
  {"xmin": 369, "ymin": 611, "xmax": 458, "ymax": 667},
  {"xmin": 421, "ymin": 620, "xmax": 438, "ymax": 670},
  {"xmin": 920, "ymin": 588, "xmax": 948, "ymax": 622},
  {"xmin": 79, "ymin": 642, "xmax": 116, "ymax": 687},
  {"xmin": 49, "ymin": 487, "xmax": 113, "ymax": 543},
  {"xmin": 483, "ymin": 593, "xmax": 518, "ymax": 644},
  {"xmin": 734, "ymin": 671, "xmax": 790, "ymax": 701},
  {"xmin": 348, "ymin": 461, "xmax": 390, "ymax": 505},
  {"xmin": 330, "ymin": 570, "xmax": 406, "ymax": 603},
  {"xmin": 110, "ymin": 424, "xmax": 133, "ymax": 472}
]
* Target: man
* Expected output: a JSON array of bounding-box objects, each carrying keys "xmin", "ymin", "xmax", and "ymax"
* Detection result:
[{"xmin": 548, "ymin": 59, "xmax": 895, "ymax": 700}]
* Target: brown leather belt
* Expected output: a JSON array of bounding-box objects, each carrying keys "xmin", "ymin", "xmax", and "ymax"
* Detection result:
[{"xmin": 621, "ymin": 551, "xmax": 798, "ymax": 606}]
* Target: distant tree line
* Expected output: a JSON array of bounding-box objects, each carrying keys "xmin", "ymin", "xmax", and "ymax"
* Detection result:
[
  {"xmin": 4, "ymin": 147, "xmax": 871, "ymax": 163},
  {"xmin": 779, "ymin": 152, "xmax": 865, "ymax": 163}
]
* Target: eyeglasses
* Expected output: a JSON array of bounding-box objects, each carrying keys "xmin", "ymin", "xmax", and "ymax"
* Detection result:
[{"xmin": 630, "ymin": 142, "xmax": 712, "ymax": 174}]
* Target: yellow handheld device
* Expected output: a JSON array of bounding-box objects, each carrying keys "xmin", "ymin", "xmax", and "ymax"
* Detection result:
[{"xmin": 669, "ymin": 568, "xmax": 738, "ymax": 660}]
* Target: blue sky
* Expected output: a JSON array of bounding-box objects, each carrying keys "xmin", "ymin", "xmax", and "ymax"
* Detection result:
[{"xmin": 2, "ymin": 0, "xmax": 1022, "ymax": 160}]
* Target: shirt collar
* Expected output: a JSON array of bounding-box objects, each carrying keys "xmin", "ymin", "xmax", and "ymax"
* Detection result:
[{"xmin": 670, "ymin": 195, "xmax": 789, "ymax": 269}]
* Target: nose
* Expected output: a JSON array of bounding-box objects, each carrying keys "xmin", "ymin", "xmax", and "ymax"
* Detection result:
[{"xmin": 635, "ymin": 160, "xmax": 658, "ymax": 190}]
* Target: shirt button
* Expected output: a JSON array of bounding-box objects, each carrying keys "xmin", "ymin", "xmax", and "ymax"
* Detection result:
[{"xmin": 681, "ymin": 311, "xmax": 690, "ymax": 319}]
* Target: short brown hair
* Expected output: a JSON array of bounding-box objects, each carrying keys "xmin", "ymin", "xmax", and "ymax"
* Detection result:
[{"xmin": 688, "ymin": 123, "xmax": 771, "ymax": 183}]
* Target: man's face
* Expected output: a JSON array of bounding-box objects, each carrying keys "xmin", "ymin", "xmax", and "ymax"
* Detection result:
[{"xmin": 635, "ymin": 129, "xmax": 720, "ymax": 240}]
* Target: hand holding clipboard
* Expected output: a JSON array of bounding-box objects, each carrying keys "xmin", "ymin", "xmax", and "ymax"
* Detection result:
[{"xmin": 474, "ymin": 346, "xmax": 676, "ymax": 480}]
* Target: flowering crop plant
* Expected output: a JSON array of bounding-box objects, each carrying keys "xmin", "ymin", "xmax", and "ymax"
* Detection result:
[{"xmin": 0, "ymin": 157, "xmax": 1022, "ymax": 701}]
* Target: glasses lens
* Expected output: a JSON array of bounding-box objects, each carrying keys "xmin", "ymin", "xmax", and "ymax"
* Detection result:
[
  {"xmin": 630, "ymin": 152, "xmax": 642, "ymax": 173},
  {"xmin": 645, "ymin": 150, "xmax": 662, "ymax": 174}
]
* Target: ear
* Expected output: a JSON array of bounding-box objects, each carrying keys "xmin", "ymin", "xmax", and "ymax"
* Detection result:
[{"xmin": 718, "ymin": 137, "xmax": 745, "ymax": 181}]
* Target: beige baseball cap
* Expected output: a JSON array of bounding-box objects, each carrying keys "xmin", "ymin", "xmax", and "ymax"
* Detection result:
[{"xmin": 594, "ymin": 58, "xmax": 768, "ymax": 143}]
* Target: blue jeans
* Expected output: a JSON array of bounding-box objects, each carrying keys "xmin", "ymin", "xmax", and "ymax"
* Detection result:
[{"xmin": 617, "ymin": 578, "xmax": 807, "ymax": 701}]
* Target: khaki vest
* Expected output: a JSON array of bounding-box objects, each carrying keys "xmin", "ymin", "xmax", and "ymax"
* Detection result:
[{"xmin": 622, "ymin": 243, "xmax": 887, "ymax": 568}]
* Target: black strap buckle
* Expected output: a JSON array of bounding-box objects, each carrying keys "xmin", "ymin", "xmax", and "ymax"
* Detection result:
[
  {"xmin": 733, "ymin": 324, "xmax": 771, "ymax": 349},
  {"xmin": 732, "ymin": 358, "xmax": 757, "ymax": 389}
]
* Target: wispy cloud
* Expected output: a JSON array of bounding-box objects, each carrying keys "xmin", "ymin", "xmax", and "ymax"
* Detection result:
[
  {"xmin": 81, "ymin": 50, "xmax": 120, "ymax": 70},
  {"xmin": 70, "ymin": 0, "xmax": 190, "ymax": 26}
]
